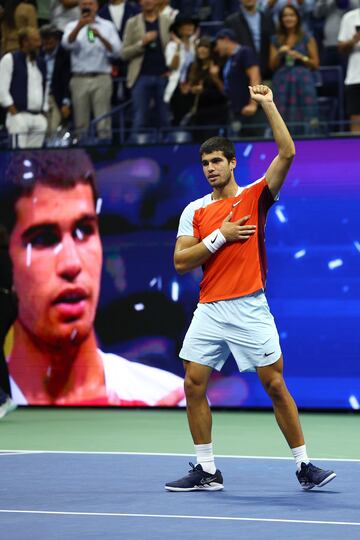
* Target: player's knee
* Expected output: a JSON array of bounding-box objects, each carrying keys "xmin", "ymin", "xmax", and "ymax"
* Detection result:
[
  {"xmin": 264, "ymin": 376, "xmax": 287, "ymax": 401},
  {"xmin": 184, "ymin": 374, "xmax": 207, "ymax": 400}
]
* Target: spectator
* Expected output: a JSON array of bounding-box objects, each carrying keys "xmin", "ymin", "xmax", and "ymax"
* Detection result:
[
  {"xmin": 224, "ymin": 0, "xmax": 274, "ymax": 80},
  {"xmin": 184, "ymin": 36, "xmax": 227, "ymax": 140},
  {"xmin": 338, "ymin": 7, "xmax": 360, "ymax": 132},
  {"xmin": 62, "ymin": 0, "xmax": 122, "ymax": 141},
  {"xmin": 50, "ymin": 0, "xmax": 80, "ymax": 33},
  {"xmin": 40, "ymin": 24, "xmax": 71, "ymax": 136},
  {"xmin": 98, "ymin": 0, "xmax": 140, "ymax": 40},
  {"xmin": 214, "ymin": 28, "xmax": 263, "ymax": 135},
  {"xmin": 269, "ymin": 5, "xmax": 319, "ymax": 134},
  {"xmin": 313, "ymin": 0, "xmax": 358, "ymax": 66},
  {"xmin": 98, "ymin": 0, "xmax": 141, "ymax": 101},
  {"xmin": 157, "ymin": 0, "xmax": 179, "ymax": 22},
  {"xmin": 1, "ymin": 0, "xmax": 38, "ymax": 55},
  {"xmin": 0, "ymin": 27, "xmax": 47, "ymax": 148},
  {"xmin": 122, "ymin": 0, "xmax": 172, "ymax": 136},
  {"xmin": 259, "ymin": 0, "xmax": 315, "ymax": 30},
  {"xmin": 164, "ymin": 14, "xmax": 197, "ymax": 124}
]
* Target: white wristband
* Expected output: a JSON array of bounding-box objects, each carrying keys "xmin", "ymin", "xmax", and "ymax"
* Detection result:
[{"xmin": 202, "ymin": 228, "xmax": 226, "ymax": 254}]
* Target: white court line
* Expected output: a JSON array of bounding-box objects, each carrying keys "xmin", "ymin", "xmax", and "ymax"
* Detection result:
[
  {"xmin": 0, "ymin": 450, "xmax": 32, "ymax": 457},
  {"xmin": 0, "ymin": 450, "xmax": 359, "ymax": 462},
  {"xmin": 0, "ymin": 509, "xmax": 359, "ymax": 527}
]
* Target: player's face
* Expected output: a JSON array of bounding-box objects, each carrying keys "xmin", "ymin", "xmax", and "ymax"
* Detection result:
[
  {"xmin": 201, "ymin": 151, "xmax": 236, "ymax": 189},
  {"xmin": 9, "ymin": 183, "xmax": 102, "ymax": 347}
]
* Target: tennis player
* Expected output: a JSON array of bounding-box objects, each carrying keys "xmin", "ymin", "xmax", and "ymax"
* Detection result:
[
  {"xmin": 165, "ymin": 85, "xmax": 336, "ymax": 491},
  {"xmin": 1, "ymin": 149, "xmax": 184, "ymax": 406}
]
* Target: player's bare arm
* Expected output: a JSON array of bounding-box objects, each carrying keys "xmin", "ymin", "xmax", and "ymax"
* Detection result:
[
  {"xmin": 174, "ymin": 213, "xmax": 256, "ymax": 275},
  {"xmin": 249, "ymin": 85, "xmax": 296, "ymax": 198}
]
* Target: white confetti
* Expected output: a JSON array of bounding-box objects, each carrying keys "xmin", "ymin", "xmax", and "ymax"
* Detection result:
[
  {"xmin": 294, "ymin": 249, "xmax": 306, "ymax": 259},
  {"xmin": 275, "ymin": 206, "xmax": 287, "ymax": 223},
  {"xmin": 243, "ymin": 144, "xmax": 253, "ymax": 157},
  {"xmin": 75, "ymin": 228, "xmax": 84, "ymax": 240},
  {"xmin": 26, "ymin": 243, "xmax": 32, "ymax": 267},
  {"xmin": 171, "ymin": 281, "xmax": 179, "ymax": 302},
  {"xmin": 349, "ymin": 395, "xmax": 360, "ymax": 410},
  {"xmin": 328, "ymin": 259, "xmax": 343, "ymax": 270},
  {"xmin": 354, "ymin": 241, "xmax": 360, "ymax": 253},
  {"xmin": 54, "ymin": 243, "xmax": 63, "ymax": 255},
  {"xmin": 96, "ymin": 198, "xmax": 103, "ymax": 214},
  {"xmin": 70, "ymin": 328, "xmax": 78, "ymax": 341}
]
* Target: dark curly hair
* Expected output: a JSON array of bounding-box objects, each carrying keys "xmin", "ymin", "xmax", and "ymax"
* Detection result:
[
  {"xmin": 199, "ymin": 136, "xmax": 236, "ymax": 162},
  {"xmin": 0, "ymin": 149, "xmax": 97, "ymax": 236}
]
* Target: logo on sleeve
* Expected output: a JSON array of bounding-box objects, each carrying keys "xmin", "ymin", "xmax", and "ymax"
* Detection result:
[{"xmin": 232, "ymin": 200, "xmax": 242, "ymax": 208}]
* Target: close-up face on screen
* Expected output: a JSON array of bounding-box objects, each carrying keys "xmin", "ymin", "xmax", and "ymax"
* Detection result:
[{"xmin": 1, "ymin": 140, "xmax": 359, "ymax": 409}]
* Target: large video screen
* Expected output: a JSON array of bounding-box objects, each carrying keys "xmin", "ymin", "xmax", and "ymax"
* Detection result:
[{"xmin": 1, "ymin": 139, "xmax": 359, "ymax": 409}]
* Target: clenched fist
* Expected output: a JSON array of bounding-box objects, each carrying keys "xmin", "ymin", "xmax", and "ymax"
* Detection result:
[{"xmin": 248, "ymin": 85, "xmax": 273, "ymax": 104}]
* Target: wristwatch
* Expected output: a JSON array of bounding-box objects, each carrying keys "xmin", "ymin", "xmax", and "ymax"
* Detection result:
[{"xmin": 302, "ymin": 55, "xmax": 309, "ymax": 63}]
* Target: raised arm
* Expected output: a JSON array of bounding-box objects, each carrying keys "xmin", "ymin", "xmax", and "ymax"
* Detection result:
[{"xmin": 249, "ymin": 84, "xmax": 295, "ymax": 197}]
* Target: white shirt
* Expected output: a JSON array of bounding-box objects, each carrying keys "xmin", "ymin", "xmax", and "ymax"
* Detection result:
[
  {"xmin": 108, "ymin": 2, "xmax": 125, "ymax": 31},
  {"xmin": 10, "ymin": 350, "xmax": 184, "ymax": 406},
  {"xmin": 338, "ymin": 9, "xmax": 360, "ymax": 85},
  {"xmin": 62, "ymin": 16, "xmax": 122, "ymax": 74},
  {"xmin": 164, "ymin": 40, "xmax": 195, "ymax": 102},
  {"xmin": 0, "ymin": 53, "xmax": 47, "ymax": 112}
]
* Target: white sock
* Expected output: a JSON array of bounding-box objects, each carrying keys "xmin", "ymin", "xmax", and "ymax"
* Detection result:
[
  {"xmin": 291, "ymin": 444, "xmax": 310, "ymax": 471},
  {"xmin": 195, "ymin": 443, "xmax": 216, "ymax": 474}
]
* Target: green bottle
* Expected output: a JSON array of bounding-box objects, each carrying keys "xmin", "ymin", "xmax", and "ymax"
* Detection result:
[{"xmin": 87, "ymin": 26, "xmax": 95, "ymax": 43}]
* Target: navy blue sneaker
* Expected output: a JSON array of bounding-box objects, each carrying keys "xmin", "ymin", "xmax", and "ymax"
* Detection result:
[
  {"xmin": 296, "ymin": 462, "xmax": 336, "ymax": 490},
  {"xmin": 165, "ymin": 462, "xmax": 224, "ymax": 492}
]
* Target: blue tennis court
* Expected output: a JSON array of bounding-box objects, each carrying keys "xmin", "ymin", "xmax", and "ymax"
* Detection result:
[{"xmin": 1, "ymin": 451, "xmax": 358, "ymax": 540}]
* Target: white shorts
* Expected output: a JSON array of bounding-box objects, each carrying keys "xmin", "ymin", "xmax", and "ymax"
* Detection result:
[{"xmin": 179, "ymin": 290, "xmax": 281, "ymax": 372}]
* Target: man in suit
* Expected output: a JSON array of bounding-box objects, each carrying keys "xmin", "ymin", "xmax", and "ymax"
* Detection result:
[
  {"xmin": 224, "ymin": 0, "xmax": 274, "ymax": 80},
  {"xmin": 40, "ymin": 24, "xmax": 72, "ymax": 136},
  {"xmin": 122, "ymin": 0, "xmax": 172, "ymax": 135}
]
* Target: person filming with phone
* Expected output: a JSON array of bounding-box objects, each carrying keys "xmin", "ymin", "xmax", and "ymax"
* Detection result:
[{"xmin": 62, "ymin": 0, "xmax": 122, "ymax": 141}]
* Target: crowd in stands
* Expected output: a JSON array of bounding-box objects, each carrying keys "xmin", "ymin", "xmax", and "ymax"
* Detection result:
[{"xmin": 0, "ymin": 0, "xmax": 359, "ymax": 148}]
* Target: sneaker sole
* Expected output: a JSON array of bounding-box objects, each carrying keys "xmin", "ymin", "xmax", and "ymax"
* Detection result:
[
  {"xmin": 301, "ymin": 472, "xmax": 337, "ymax": 491},
  {"xmin": 317, "ymin": 472, "xmax": 337, "ymax": 488},
  {"xmin": 165, "ymin": 483, "xmax": 224, "ymax": 492}
]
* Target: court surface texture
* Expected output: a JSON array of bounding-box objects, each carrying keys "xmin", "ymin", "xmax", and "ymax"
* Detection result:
[{"xmin": 1, "ymin": 408, "xmax": 359, "ymax": 540}]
